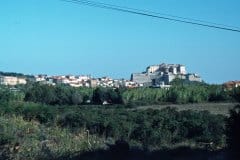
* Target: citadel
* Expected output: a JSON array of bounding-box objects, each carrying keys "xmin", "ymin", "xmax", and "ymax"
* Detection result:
[{"xmin": 131, "ymin": 63, "xmax": 202, "ymax": 87}]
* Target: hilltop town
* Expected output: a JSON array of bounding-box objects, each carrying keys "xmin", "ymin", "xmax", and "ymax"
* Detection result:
[
  {"xmin": 0, "ymin": 63, "xmax": 203, "ymax": 88},
  {"xmin": 0, "ymin": 63, "xmax": 200, "ymax": 88}
]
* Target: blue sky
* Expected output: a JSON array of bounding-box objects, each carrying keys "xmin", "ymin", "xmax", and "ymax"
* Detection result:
[{"xmin": 0, "ymin": 0, "xmax": 240, "ymax": 84}]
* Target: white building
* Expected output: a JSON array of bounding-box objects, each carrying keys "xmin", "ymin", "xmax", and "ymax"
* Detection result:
[
  {"xmin": 0, "ymin": 76, "xmax": 27, "ymax": 86},
  {"xmin": 131, "ymin": 63, "xmax": 201, "ymax": 86}
]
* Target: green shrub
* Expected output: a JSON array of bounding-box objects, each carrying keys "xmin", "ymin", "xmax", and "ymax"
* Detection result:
[{"xmin": 0, "ymin": 115, "xmax": 104, "ymax": 159}]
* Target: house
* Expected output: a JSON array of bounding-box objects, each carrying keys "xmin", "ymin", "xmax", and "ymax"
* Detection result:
[
  {"xmin": 0, "ymin": 76, "xmax": 27, "ymax": 86},
  {"xmin": 223, "ymin": 81, "xmax": 240, "ymax": 90}
]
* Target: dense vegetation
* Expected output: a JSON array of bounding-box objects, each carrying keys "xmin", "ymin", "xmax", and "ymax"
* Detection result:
[
  {"xmin": 122, "ymin": 81, "xmax": 237, "ymax": 105},
  {"xmin": 15, "ymin": 80, "xmax": 240, "ymax": 106},
  {"xmin": 59, "ymin": 107, "xmax": 226, "ymax": 148},
  {"xmin": 0, "ymin": 115, "xmax": 103, "ymax": 159},
  {"xmin": 0, "ymin": 81, "xmax": 240, "ymax": 159},
  {"xmin": 0, "ymin": 103, "xmax": 227, "ymax": 158}
]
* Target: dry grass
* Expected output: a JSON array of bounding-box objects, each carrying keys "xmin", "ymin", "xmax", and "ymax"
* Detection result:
[{"xmin": 135, "ymin": 103, "xmax": 239, "ymax": 116}]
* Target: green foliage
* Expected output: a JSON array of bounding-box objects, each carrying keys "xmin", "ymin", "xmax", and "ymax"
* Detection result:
[
  {"xmin": 0, "ymin": 115, "xmax": 103, "ymax": 160},
  {"xmin": 0, "ymin": 88, "xmax": 13, "ymax": 103},
  {"xmin": 58, "ymin": 112, "xmax": 86, "ymax": 128},
  {"xmin": 71, "ymin": 91, "xmax": 83, "ymax": 105},
  {"xmin": 24, "ymin": 84, "xmax": 87, "ymax": 105},
  {"xmin": 0, "ymin": 132, "xmax": 14, "ymax": 145},
  {"xmin": 57, "ymin": 107, "xmax": 226, "ymax": 149},
  {"xmin": 2, "ymin": 100, "xmax": 225, "ymax": 150},
  {"xmin": 14, "ymin": 81, "xmax": 238, "ymax": 106},
  {"xmin": 1, "ymin": 79, "xmax": 240, "ymax": 107},
  {"xmin": 21, "ymin": 103, "xmax": 55, "ymax": 123},
  {"xmin": 0, "ymin": 102, "xmax": 55, "ymax": 124},
  {"xmin": 24, "ymin": 84, "xmax": 122, "ymax": 105},
  {"xmin": 0, "ymin": 87, "xmax": 24, "ymax": 103},
  {"xmin": 24, "ymin": 83, "xmax": 57, "ymax": 104},
  {"xmin": 121, "ymin": 83, "xmax": 237, "ymax": 105},
  {"xmin": 92, "ymin": 87, "xmax": 122, "ymax": 104},
  {"xmin": 77, "ymin": 87, "xmax": 94, "ymax": 103},
  {"xmin": 122, "ymin": 88, "xmax": 168, "ymax": 105},
  {"xmin": 207, "ymin": 85, "xmax": 232, "ymax": 102},
  {"xmin": 0, "ymin": 77, "xmax": 238, "ymax": 159}
]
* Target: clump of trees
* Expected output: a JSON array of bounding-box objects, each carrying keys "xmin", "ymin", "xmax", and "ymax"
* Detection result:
[
  {"xmin": 58, "ymin": 107, "xmax": 226, "ymax": 149},
  {"xmin": 24, "ymin": 84, "xmax": 85, "ymax": 105},
  {"xmin": 24, "ymin": 83, "xmax": 122, "ymax": 105},
  {"xmin": 0, "ymin": 86, "xmax": 25, "ymax": 104},
  {"xmin": 21, "ymin": 81, "xmax": 240, "ymax": 106},
  {"xmin": 122, "ymin": 83, "xmax": 237, "ymax": 105},
  {"xmin": 92, "ymin": 87, "xmax": 122, "ymax": 104}
]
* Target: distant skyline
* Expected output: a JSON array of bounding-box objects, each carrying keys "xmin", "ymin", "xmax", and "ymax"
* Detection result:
[{"xmin": 1, "ymin": 0, "xmax": 240, "ymax": 84}]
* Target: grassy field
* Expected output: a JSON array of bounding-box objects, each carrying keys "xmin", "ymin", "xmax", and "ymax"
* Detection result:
[{"xmin": 134, "ymin": 103, "xmax": 239, "ymax": 116}]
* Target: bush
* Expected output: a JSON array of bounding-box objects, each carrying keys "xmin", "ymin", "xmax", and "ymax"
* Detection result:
[
  {"xmin": 56, "ymin": 107, "xmax": 226, "ymax": 149},
  {"xmin": 21, "ymin": 103, "xmax": 55, "ymax": 123},
  {"xmin": 0, "ymin": 133, "xmax": 14, "ymax": 145},
  {"xmin": 0, "ymin": 115, "xmax": 104, "ymax": 159}
]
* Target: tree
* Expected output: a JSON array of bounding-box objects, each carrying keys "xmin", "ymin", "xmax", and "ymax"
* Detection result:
[
  {"xmin": 92, "ymin": 88, "xmax": 106, "ymax": 104},
  {"xmin": 71, "ymin": 91, "xmax": 83, "ymax": 105}
]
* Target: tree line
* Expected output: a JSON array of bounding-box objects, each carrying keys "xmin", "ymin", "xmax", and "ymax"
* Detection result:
[{"xmin": 8, "ymin": 81, "xmax": 238, "ymax": 106}]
